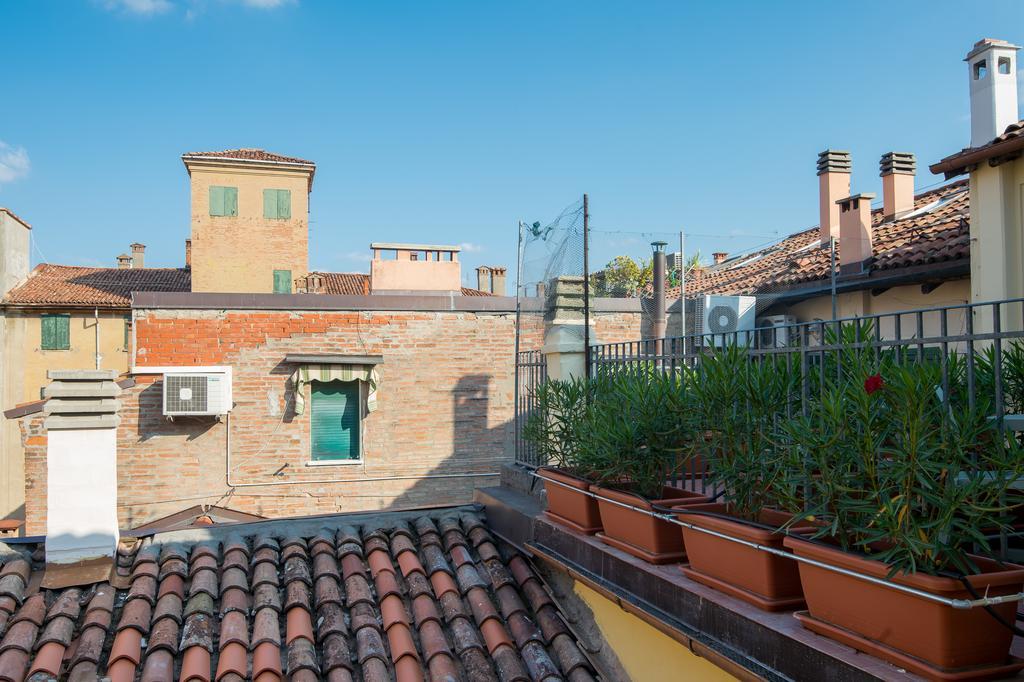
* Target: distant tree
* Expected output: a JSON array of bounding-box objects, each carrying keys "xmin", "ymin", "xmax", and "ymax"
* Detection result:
[{"xmin": 593, "ymin": 255, "xmax": 652, "ymax": 297}]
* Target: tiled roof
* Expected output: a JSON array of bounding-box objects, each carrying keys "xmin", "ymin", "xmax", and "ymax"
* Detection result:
[
  {"xmin": 309, "ymin": 272, "xmax": 494, "ymax": 297},
  {"xmin": 0, "ymin": 511, "xmax": 596, "ymax": 682},
  {"xmin": 930, "ymin": 119, "xmax": 1024, "ymax": 177},
  {"xmin": 2, "ymin": 264, "xmax": 191, "ymax": 308},
  {"xmin": 670, "ymin": 179, "xmax": 970, "ymax": 298},
  {"xmin": 182, "ymin": 149, "xmax": 315, "ymax": 166}
]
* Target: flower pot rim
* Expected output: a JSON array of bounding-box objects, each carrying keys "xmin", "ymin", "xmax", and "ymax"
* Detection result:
[
  {"xmin": 591, "ymin": 483, "xmax": 708, "ymax": 508},
  {"xmin": 674, "ymin": 503, "xmax": 816, "ymax": 537},
  {"xmin": 783, "ymin": 535, "xmax": 1024, "ymax": 593},
  {"xmin": 537, "ymin": 466, "xmax": 593, "ymax": 488}
]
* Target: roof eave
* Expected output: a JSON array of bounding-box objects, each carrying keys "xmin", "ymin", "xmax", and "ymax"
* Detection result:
[{"xmin": 930, "ymin": 136, "xmax": 1024, "ymax": 178}]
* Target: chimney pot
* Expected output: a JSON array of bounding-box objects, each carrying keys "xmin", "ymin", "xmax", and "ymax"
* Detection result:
[
  {"xmin": 490, "ymin": 267, "xmax": 507, "ymax": 296},
  {"xmin": 116, "ymin": 253, "xmax": 133, "ymax": 269},
  {"xmin": 712, "ymin": 252, "xmax": 728, "ymax": 265},
  {"xmin": 185, "ymin": 239, "xmax": 192, "ymax": 268},
  {"xmin": 129, "ymin": 242, "xmax": 145, "ymax": 269},
  {"xmin": 817, "ymin": 150, "xmax": 852, "ymax": 246},
  {"xmin": 837, "ymin": 192, "xmax": 876, "ymax": 274},
  {"xmin": 965, "ymin": 38, "xmax": 1021, "ymax": 147},
  {"xmin": 880, "ymin": 152, "xmax": 916, "ymax": 220},
  {"xmin": 475, "ymin": 265, "xmax": 492, "ymax": 293}
]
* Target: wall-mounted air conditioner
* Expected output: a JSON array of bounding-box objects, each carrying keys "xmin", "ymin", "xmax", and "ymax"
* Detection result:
[
  {"xmin": 162, "ymin": 370, "xmax": 232, "ymax": 417},
  {"xmin": 694, "ymin": 295, "xmax": 757, "ymax": 344},
  {"xmin": 757, "ymin": 315, "xmax": 799, "ymax": 348}
]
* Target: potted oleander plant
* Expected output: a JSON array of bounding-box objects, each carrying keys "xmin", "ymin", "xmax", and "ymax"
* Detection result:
[
  {"xmin": 524, "ymin": 376, "xmax": 611, "ymax": 534},
  {"xmin": 673, "ymin": 343, "xmax": 814, "ymax": 610},
  {"xmin": 588, "ymin": 370, "xmax": 708, "ymax": 564},
  {"xmin": 781, "ymin": 347, "xmax": 1024, "ymax": 679}
]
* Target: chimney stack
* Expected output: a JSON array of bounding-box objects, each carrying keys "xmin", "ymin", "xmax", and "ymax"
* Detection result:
[
  {"xmin": 817, "ymin": 150, "xmax": 852, "ymax": 246},
  {"xmin": 880, "ymin": 152, "xmax": 916, "ymax": 221},
  {"xmin": 130, "ymin": 242, "xmax": 145, "ymax": 269},
  {"xmin": 837, "ymin": 193, "xmax": 876, "ymax": 274},
  {"xmin": 490, "ymin": 267, "xmax": 507, "ymax": 296},
  {"xmin": 185, "ymin": 239, "xmax": 192, "ymax": 269},
  {"xmin": 476, "ymin": 265, "xmax": 492, "ymax": 293},
  {"xmin": 116, "ymin": 253, "xmax": 133, "ymax": 269},
  {"xmin": 966, "ymin": 39, "xmax": 1020, "ymax": 148},
  {"xmin": 651, "ymin": 242, "xmax": 667, "ymax": 339},
  {"xmin": 712, "ymin": 252, "xmax": 728, "ymax": 265}
]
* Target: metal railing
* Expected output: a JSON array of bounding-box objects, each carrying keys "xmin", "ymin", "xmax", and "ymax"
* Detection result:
[{"xmin": 514, "ymin": 349, "xmax": 547, "ymax": 467}]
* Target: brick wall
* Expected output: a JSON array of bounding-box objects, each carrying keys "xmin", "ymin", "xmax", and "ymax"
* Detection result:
[{"xmin": 21, "ymin": 307, "xmax": 643, "ymax": 533}]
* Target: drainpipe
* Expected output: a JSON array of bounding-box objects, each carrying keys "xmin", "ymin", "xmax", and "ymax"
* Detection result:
[
  {"xmin": 651, "ymin": 241, "xmax": 667, "ymax": 339},
  {"xmin": 94, "ymin": 308, "xmax": 100, "ymax": 370}
]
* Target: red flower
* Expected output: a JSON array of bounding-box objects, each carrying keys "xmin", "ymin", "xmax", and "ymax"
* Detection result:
[{"xmin": 864, "ymin": 373, "xmax": 884, "ymax": 394}]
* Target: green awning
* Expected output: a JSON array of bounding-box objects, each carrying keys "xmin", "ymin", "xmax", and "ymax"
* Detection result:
[{"xmin": 292, "ymin": 363, "xmax": 379, "ymax": 415}]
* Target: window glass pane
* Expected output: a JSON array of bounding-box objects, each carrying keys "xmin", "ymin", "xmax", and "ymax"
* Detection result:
[
  {"xmin": 311, "ymin": 380, "xmax": 360, "ymax": 460},
  {"xmin": 273, "ymin": 269, "xmax": 292, "ymax": 294}
]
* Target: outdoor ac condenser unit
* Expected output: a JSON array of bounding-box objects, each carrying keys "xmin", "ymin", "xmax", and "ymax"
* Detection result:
[
  {"xmin": 757, "ymin": 314, "xmax": 799, "ymax": 348},
  {"xmin": 695, "ymin": 295, "xmax": 757, "ymax": 344},
  {"xmin": 162, "ymin": 371, "xmax": 232, "ymax": 417}
]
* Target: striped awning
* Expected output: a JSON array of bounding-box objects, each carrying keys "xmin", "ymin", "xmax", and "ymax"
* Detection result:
[{"xmin": 292, "ymin": 364, "xmax": 379, "ymax": 415}]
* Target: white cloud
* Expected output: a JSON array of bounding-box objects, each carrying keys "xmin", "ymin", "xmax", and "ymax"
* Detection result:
[
  {"xmin": 101, "ymin": 0, "xmax": 173, "ymax": 15},
  {"xmin": 0, "ymin": 142, "xmax": 30, "ymax": 185},
  {"xmin": 459, "ymin": 242, "xmax": 484, "ymax": 253}
]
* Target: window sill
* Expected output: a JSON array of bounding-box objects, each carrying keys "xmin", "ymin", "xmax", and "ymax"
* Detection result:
[{"xmin": 305, "ymin": 459, "xmax": 363, "ymax": 467}]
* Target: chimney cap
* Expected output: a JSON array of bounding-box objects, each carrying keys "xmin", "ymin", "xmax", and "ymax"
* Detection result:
[
  {"xmin": 130, "ymin": 242, "xmax": 145, "ymax": 249},
  {"xmin": 836, "ymin": 193, "xmax": 876, "ymax": 206},
  {"xmin": 817, "ymin": 149, "xmax": 852, "ymax": 175},
  {"xmin": 965, "ymin": 38, "xmax": 1021, "ymax": 61},
  {"xmin": 879, "ymin": 151, "xmax": 916, "ymax": 176}
]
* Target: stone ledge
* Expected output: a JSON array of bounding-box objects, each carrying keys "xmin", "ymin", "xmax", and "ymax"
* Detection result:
[{"xmin": 476, "ymin": 484, "xmax": 923, "ymax": 682}]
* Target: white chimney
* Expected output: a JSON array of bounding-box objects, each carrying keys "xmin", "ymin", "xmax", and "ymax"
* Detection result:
[
  {"xmin": 42, "ymin": 370, "xmax": 121, "ymax": 588},
  {"xmin": 966, "ymin": 38, "xmax": 1021, "ymax": 148}
]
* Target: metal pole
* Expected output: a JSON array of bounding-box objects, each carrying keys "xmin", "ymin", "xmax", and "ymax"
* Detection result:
[
  {"xmin": 513, "ymin": 220, "xmax": 525, "ymax": 461},
  {"xmin": 679, "ymin": 230, "xmax": 686, "ymax": 339},
  {"xmin": 830, "ymin": 236, "xmax": 838, "ymax": 321},
  {"xmin": 651, "ymin": 241, "xmax": 667, "ymax": 340},
  {"xmin": 583, "ymin": 194, "xmax": 591, "ymax": 379}
]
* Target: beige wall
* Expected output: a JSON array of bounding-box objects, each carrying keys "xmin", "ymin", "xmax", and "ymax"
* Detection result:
[
  {"xmin": 969, "ymin": 158, "xmax": 1024, "ymax": 333},
  {"xmin": 1, "ymin": 312, "xmax": 26, "ymax": 522},
  {"xmin": 8, "ymin": 309, "xmax": 131, "ymax": 403},
  {"xmin": 187, "ymin": 162, "xmax": 311, "ymax": 293},
  {"xmin": 370, "ymin": 259, "xmax": 462, "ymax": 293},
  {"xmin": 781, "ymin": 278, "xmax": 971, "ymax": 341}
]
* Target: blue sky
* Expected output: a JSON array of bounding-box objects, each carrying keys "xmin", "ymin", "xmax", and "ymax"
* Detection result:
[{"xmin": 2, "ymin": 1, "xmax": 1023, "ymax": 287}]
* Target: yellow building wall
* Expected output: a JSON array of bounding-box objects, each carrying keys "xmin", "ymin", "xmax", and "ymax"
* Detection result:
[
  {"xmin": 188, "ymin": 163, "xmax": 310, "ymax": 293},
  {"xmin": 15, "ymin": 310, "xmax": 131, "ymax": 403},
  {"xmin": 1, "ymin": 313, "xmax": 27, "ymax": 522},
  {"xmin": 573, "ymin": 581, "xmax": 736, "ymax": 681}
]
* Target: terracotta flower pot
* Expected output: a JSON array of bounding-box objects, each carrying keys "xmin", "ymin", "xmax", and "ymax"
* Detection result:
[
  {"xmin": 784, "ymin": 536, "xmax": 1024, "ymax": 680},
  {"xmin": 591, "ymin": 484, "xmax": 707, "ymax": 564},
  {"xmin": 675, "ymin": 504, "xmax": 813, "ymax": 611},
  {"xmin": 538, "ymin": 467, "xmax": 602, "ymax": 534}
]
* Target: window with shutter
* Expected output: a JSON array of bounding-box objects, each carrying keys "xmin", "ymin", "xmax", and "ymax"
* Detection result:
[
  {"xmin": 210, "ymin": 186, "xmax": 238, "ymax": 217},
  {"xmin": 263, "ymin": 189, "xmax": 291, "ymax": 219},
  {"xmin": 41, "ymin": 314, "xmax": 71, "ymax": 350},
  {"xmin": 124, "ymin": 316, "xmax": 131, "ymax": 350},
  {"xmin": 273, "ymin": 269, "xmax": 292, "ymax": 294},
  {"xmin": 310, "ymin": 380, "xmax": 361, "ymax": 461}
]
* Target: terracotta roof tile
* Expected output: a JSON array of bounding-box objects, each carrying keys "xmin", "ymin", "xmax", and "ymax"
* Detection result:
[
  {"xmin": 665, "ymin": 179, "xmax": 970, "ymax": 299},
  {"xmin": 0, "ymin": 510, "xmax": 593, "ymax": 682},
  {"xmin": 182, "ymin": 148, "xmax": 315, "ymax": 166},
  {"xmin": 3, "ymin": 264, "xmax": 190, "ymax": 308}
]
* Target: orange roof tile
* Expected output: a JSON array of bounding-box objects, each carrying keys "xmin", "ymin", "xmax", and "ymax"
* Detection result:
[
  {"xmin": 3, "ymin": 264, "xmax": 191, "ymax": 308},
  {"xmin": 181, "ymin": 148, "xmax": 315, "ymax": 166}
]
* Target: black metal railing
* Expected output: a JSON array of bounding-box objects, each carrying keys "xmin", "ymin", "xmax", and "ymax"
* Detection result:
[{"xmin": 514, "ymin": 349, "xmax": 547, "ymax": 467}]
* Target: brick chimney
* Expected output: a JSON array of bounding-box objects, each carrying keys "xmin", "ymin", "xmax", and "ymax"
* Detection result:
[
  {"xmin": 880, "ymin": 152, "xmax": 916, "ymax": 221},
  {"xmin": 130, "ymin": 242, "xmax": 145, "ymax": 269},
  {"xmin": 712, "ymin": 252, "xmax": 728, "ymax": 265},
  {"xmin": 490, "ymin": 267, "xmax": 507, "ymax": 296},
  {"xmin": 966, "ymin": 39, "xmax": 1021, "ymax": 147},
  {"xmin": 116, "ymin": 253, "xmax": 133, "ymax": 269},
  {"xmin": 185, "ymin": 239, "xmax": 192, "ymax": 269},
  {"xmin": 476, "ymin": 266, "xmax": 492, "ymax": 293},
  {"xmin": 817, "ymin": 150, "xmax": 852, "ymax": 246},
  {"xmin": 837, "ymin": 193, "xmax": 876, "ymax": 274}
]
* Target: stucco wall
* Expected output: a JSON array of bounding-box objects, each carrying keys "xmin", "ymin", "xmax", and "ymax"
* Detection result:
[
  {"xmin": 0, "ymin": 213, "xmax": 30, "ymax": 295},
  {"xmin": 969, "ymin": 158, "xmax": 1024, "ymax": 333},
  {"xmin": 188, "ymin": 164, "xmax": 310, "ymax": 293}
]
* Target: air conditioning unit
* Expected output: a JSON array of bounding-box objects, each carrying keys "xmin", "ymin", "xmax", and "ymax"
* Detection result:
[
  {"xmin": 163, "ymin": 371, "xmax": 232, "ymax": 417},
  {"xmin": 695, "ymin": 295, "xmax": 757, "ymax": 344},
  {"xmin": 757, "ymin": 315, "xmax": 799, "ymax": 348}
]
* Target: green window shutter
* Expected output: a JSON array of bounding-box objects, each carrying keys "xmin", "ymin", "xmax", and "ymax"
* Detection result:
[
  {"xmin": 278, "ymin": 190, "xmax": 291, "ymax": 219},
  {"xmin": 210, "ymin": 186, "xmax": 237, "ymax": 217},
  {"xmin": 264, "ymin": 189, "xmax": 291, "ymax": 219},
  {"xmin": 124, "ymin": 316, "xmax": 131, "ymax": 349},
  {"xmin": 273, "ymin": 269, "xmax": 292, "ymax": 294},
  {"xmin": 263, "ymin": 189, "xmax": 277, "ymax": 219},
  {"xmin": 310, "ymin": 380, "xmax": 360, "ymax": 460},
  {"xmin": 41, "ymin": 314, "xmax": 70, "ymax": 350}
]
